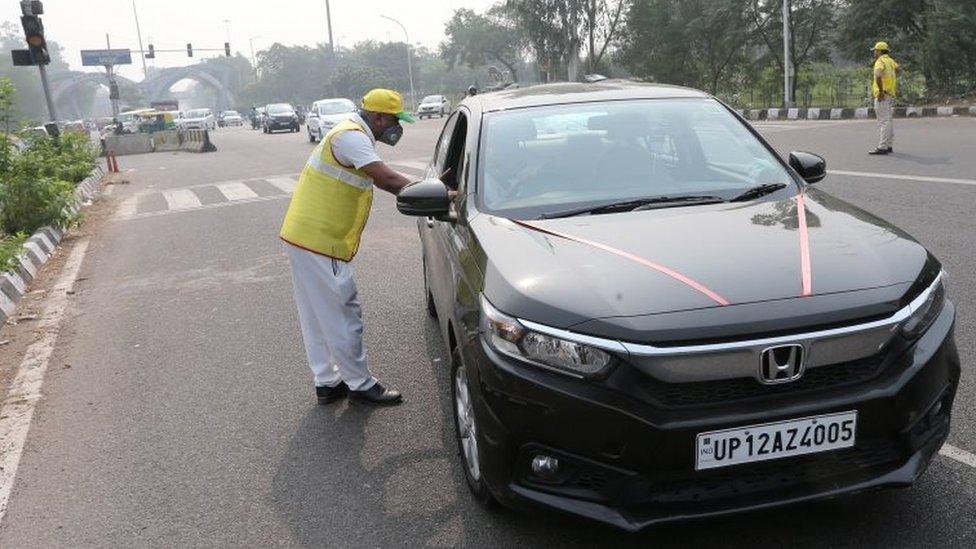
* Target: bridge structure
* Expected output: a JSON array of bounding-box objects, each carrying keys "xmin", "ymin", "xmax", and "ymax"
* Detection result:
[{"xmin": 47, "ymin": 62, "xmax": 238, "ymax": 119}]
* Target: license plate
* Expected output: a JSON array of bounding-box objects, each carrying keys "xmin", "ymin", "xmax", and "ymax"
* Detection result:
[{"xmin": 695, "ymin": 411, "xmax": 857, "ymax": 470}]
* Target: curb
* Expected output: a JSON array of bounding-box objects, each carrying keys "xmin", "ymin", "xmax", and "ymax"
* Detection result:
[
  {"xmin": 739, "ymin": 105, "xmax": 975, "ymax": 121},
  {"xmin": 0, "ymin": 166, "xmax": 104, "ymax": 326}
]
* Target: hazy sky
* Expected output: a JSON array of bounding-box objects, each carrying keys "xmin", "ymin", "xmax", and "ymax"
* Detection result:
[{"xmin": 4, "ymin": 0, "xmax": 496, "ymax": 81}]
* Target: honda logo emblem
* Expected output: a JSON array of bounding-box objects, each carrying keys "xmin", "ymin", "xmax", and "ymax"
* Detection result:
[{"xmin": 759, "ymin": 344, "xmax": 805, "ymax": 384}]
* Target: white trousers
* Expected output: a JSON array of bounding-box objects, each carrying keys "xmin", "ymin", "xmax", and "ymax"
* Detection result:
[
  {"xmin": 285, "ymin": 243, "xmax": 376, "ymax": 391},
  {"xmin": 875, "ymin": 97, "xmax": 894, "ymax": 149}
]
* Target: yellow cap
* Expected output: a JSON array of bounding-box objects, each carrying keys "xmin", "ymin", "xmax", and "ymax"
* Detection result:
[
  {"xmin": 872, "ymin": 41, "xmax": 890, "ymax": 52},
  {"xmin": 361, "ymin": 88, "xmax": 414, "ymax": 123}
]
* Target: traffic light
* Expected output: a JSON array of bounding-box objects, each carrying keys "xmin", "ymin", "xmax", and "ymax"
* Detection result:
[
  {"xmin": 186, "ymin": 43, "xmax": 193, "ymax": 57},
  {"xmin": 146, "ymin": 43, "xmax": 155, "ymax": 59},
  {"xmin": 224, "ymin": 42, "xmax": 231, "ymax": 57},
  {"xmin": 20, "ymin": 14, "xmax": 49, "ymax": 65}
]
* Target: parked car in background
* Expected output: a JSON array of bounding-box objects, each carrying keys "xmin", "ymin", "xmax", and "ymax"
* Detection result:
[
  {"xmin": 416, "ymin": 94, "xmax": 450, "ymax": 119},
  {"xmin": 263, "ymin": 103, "xmax": 300, "ymax": 134},
  {"xmin": 395, "ymin": 81, "xmax": 960, "ymax": 531},
  {"xmin": 180, "ymin": 108, "xmax": 217, "ymax": 131},
  {"xmin": 219, "ymin": 110, "xmax": 244, "ymax": 127},
  {"xmin": 306, "ymin": 98, "xmax": 357, "ymax": 142}
]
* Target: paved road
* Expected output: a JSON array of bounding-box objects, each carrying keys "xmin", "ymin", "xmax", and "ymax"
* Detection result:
[{"xmin": 1, "ymin": 116, "xmax": 974, "ymax": 547}]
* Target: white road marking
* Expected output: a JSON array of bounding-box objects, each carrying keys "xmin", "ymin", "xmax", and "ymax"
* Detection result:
[
  {"xmin": 0, "ymin": 238, "xmax": 90, "ymax": 524},
  {"xmin": 161, "ymin": 188, "xmax": 202, "ymax": 210},
  {"xmin": 829, "ymin": 170, "xmax": 976, "ymax": 187},
  {"xmin": 940, "ymin": 443, "xmax": 976, "ymax": 469},
  {"xmin": 265, "ymin": 176, "xmax": 296, "ymax": 194},
  {"xmin": 216, "ymin": 182, "xmax": 260, "ymax": 201},
  {"xmin": 126, "ymin": 193, "xmax": 290, "ymax": 220}
]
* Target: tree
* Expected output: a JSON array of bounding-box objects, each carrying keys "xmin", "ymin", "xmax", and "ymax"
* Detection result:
[
  {"xmin": 748, "ymin": 0, "xmax": 837, "ymax": 102},
  {"xmin": 503, "ymin": 0, "xmax": 625, "ymax": 81},
  {"xmin": 441, "ymin": 8, "xmax": 524, "ymax": 82},
  {"xmin": 0, "ymin": 21, "xmax": 70, "ymax": 121},
  {"xmin": 618, "ymin": 0, "xmax": 753, "ymax": 94},
  {"xmin": 836, "ymin": 0, "xmax": 976, "ymax": 96}
]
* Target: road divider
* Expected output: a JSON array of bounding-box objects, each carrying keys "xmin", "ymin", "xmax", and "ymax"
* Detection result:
[
  {"xmin": 741, "ymin": 105, "xmax": 975, "ymax": 121},
  {"xmin": 179, "ymin": 129, "xmax": 217, "ymax": 153},
  {"xmin": 103, "ymin": 133, "xmax": 153, "ymax": 156},
  {"xmin": 153, "ymin": 130, "xmax": 181, "ymax": 152}
]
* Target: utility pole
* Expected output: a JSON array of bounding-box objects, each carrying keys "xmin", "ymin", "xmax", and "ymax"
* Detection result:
[
  {"xmin": 106, "ymin": 34, "xmax": 120, "ymax": 117},
  {"xmin": 324, "ymin": 0, "xmax": 335, "ymax": 56},
  {"xmin": 380, "ymin": 15, "xmax": 415, "ymax": 112},
  {"xmin": 782, "ymin": 0, "xmax": 793, "ymax": 108},
  {"xmin": 223, "ymin": 19, "xmax": 231, "ymax": 44},
  {"xmin": 132, "ymin": 0, "xmax": 147, "ymax": 77}
]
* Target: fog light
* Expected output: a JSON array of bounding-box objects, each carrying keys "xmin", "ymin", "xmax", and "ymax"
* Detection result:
[{"xmin": 531, "ymin": 455, "xmax": 559, "ymax": 479}]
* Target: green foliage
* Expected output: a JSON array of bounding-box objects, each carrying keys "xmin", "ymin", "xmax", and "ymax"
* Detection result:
[
  {"xmin": 836, "ymin": 0, "xmax": 976, "ymax": 97},
  {"xmin": 0, "ymin": 231, "xmax": 26, "ymax": 273},
  {"xmin": 442, "ymin": 8, "xmax": 525, "ymax": 82},
  {"xmin": 0, "ymin": 21, "xmax": 70, "ymax": 122},
  {"xmin": 0, "ymin": 78, "xmax": 83, "ymax": 239}
]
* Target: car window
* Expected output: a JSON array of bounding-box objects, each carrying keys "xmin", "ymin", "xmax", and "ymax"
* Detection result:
[
  {"xmin": 442, "ymin": 112, "xmax": 468, "ymax": 190},
  {"xmin": 318, "ymin": 100, "xmax": 356, "ymax": 115},
  {"xmin": 267, "ymin": 104, "xmax": 294, "ymax": 114},
  {"xmin": 433, "ymin": 113, "xmax": 460, "ymax": 174},
  {"xmin": 186, "ymin": 109, "xmax": 209, "ymax": 118},
  {"xmin": 477, "ymin": 99, "xmax": 792, "ymax": 219}
]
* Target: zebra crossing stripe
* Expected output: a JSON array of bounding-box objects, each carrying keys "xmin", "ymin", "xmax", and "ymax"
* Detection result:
[
  {"xmin": 216, "ymin": 182, "xmax": 260, "ymax": 201},
  {"xmin": 162, "ymin": 189, "xmax": 202, "ymax": 210},
  {"xmin": 265, "ymin": 176, "xmax": 297, "ymax": 194}
]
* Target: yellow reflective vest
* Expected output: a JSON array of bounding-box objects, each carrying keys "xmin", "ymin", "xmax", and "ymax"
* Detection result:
[
  {"xmin": 872, "ymin": 54, "xmax": 899, "ymax": 99},
  {"xmin": 279, "ymin": 119, "xmax": 374, "ymax": 261}
]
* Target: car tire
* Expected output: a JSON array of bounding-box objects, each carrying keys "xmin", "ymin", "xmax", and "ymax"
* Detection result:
[
  {"xmin": 451, "ymin": 346, "xmax": 496, "ymax": 507},
  {"xmin": 308, "ymin": 130, "xmax": 316, "ymax": 143}
]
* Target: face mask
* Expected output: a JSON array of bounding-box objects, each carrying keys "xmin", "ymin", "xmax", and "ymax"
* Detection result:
[{"xmin": 378, "ymin": 123, "xmax": 403, "ymax": 146}]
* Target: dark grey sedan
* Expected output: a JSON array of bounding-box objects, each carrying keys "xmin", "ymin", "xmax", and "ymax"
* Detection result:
[{"xmin": 396, "ymin": 82, "xmax": 959, "ymax": 531}]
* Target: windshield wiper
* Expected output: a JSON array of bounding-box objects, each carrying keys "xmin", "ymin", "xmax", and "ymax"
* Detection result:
[
  {"xmin": 538, "ymin": 195, "xmax": 724, "ymax": 219},
  {"xmin": 729, "ymin": 183, "xmax": 787, "ymax": 202}
]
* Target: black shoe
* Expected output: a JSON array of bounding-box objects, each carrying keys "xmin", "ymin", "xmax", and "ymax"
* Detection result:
[
  {"xmin": 349, "ymin": 382, "xmax": 403, "ymax": 405},
  {"xmin": 868, "ymin": 148, "xmax": 891, "ymax": 155},
  {"xmin": 885, "ymin": 147, "xmax": 893, "ymax": 153},
  {"xmin": 316, "ymin": 382, "xmax": 348, "ymax": 404}
]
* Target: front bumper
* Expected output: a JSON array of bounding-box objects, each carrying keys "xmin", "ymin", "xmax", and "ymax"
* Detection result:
[
  {"xmin": 462, "ymin": 301, "xmax": 960, "ymax": 531},
  {"xmin": 267, "ymin": 118, "xmax": 298, "ymax": 130}
]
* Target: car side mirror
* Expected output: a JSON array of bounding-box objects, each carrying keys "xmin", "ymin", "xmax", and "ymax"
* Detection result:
[
  {"xmin": 789, "ymin": 151, "xmax": 827, "ymax": 184},
  {"xmin": 397, "ymin": 178, "xmax": 451, "ymax": 219}
]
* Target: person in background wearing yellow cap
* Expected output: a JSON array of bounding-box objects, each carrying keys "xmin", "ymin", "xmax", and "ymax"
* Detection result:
[
  {"xmin": 279, "ymin": 88, "xmax": 417, "ymax": 405},
  {"xmin": 870, "ymin": 41, "xmax": 899, "ymax": 155}
]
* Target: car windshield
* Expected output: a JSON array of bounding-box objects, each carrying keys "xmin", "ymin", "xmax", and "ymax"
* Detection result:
[
  {"xmin": 318, "ymin": 100, "xmax": 355, "ymax": 115},
  {"xmin": 478, "ymin": 98, "xmax": 794, "ymax": 218},
  {"xmin": 421, "ymin": 96, "xmax": 442, "ymax": 104},
  {"xmin": 224, "ymin": 111, "xmax": 239, "ymax": 117},
  {"xmin": 186, "ymin": 109, "xmax": 209, "ymax": 118},
  {"xmin": 268, "ymin": 104, "xmax": 293, "ymax": 114}
]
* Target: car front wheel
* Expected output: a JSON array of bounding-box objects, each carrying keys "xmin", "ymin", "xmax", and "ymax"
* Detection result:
[{"xmin": 452, "ymin": 347, "xmax": 495, "ymax": 506}]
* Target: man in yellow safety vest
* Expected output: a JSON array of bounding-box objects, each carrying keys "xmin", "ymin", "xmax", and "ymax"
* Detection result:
[
  {"xmin": 280, "ymin": 88, "xmax": 416, "ymax": 405},
  {"xmin": 869, "ymin": 41, "xmax": 899, "ymax": 155}
]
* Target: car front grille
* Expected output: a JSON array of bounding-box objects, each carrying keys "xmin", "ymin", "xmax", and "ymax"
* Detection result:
[{"xmin": 638, "ymin": 355, "xmax": 886, "ymax": 408}]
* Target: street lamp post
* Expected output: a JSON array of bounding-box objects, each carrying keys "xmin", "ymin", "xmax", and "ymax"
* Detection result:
[
  {"xmin": 782, "ymin": 0, "xmax": 794, "ymax": 108},
  {"xmin": 380, "ymin": 14, "xmax": 415, "ymax": 112}
]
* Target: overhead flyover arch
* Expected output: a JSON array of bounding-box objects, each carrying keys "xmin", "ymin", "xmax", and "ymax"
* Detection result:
[{"xmin": 141, "ymin": 65, "xmax": 237, "ymax": 112}]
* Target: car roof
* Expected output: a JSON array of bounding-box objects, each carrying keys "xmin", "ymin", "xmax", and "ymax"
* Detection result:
[{"xmin": 462, "ymin": 80, "xmax": 710, "ymax": 113}]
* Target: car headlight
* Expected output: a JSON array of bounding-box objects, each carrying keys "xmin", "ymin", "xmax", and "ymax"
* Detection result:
[
  {"xmin": 901, "ymin": 272, "xmax": 946, "ymax": 339},
  {"xmin": 480, "ymin": 295, "xmax": 613, "ymax": 378}
]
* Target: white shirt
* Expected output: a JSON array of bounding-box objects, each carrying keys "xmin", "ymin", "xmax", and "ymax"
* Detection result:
[{"xmin": 331, "ymin": 113, "xmax": 382, "ymax": 170}]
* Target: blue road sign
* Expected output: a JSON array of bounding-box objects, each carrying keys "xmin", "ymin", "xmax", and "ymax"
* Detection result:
[{"xmin": 80, "ymin": 49, "xmax": 132, "ymax": 66}]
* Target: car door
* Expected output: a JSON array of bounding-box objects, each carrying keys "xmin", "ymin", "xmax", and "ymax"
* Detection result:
[
  {"xmin": 429, "ymin": 110, "xmax": 475, "ymax": 338},
  {"xmin": 421, "ymin": 113, "xmax": 460, "ymax": 318}
]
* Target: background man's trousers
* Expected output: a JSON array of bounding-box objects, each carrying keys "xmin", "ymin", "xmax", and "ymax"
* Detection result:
[
  {"xmin": 285, "ymin": 243, "xmax": 377, "ymax": 391},
  {"xmin": 875, "ymin": 97, "xmax": 894, "ymax": 150}
]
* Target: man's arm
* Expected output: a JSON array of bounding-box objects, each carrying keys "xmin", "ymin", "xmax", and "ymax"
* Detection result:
[{"xmin": 361, "ymin": 161, "xmax": 413, "ymax": 195}]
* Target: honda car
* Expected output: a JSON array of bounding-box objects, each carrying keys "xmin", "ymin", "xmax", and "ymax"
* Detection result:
[
  {"xmin": 396, "ymin": 82, "xmax": 960, "ymax": 531},
  {"xmin": 263, "ymin": 103, "xmax": 300, "ymax": 133}
]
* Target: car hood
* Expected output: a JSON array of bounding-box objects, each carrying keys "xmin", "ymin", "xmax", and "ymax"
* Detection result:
[{"xmin": 475, "ymin": 188, "xmax": 929, "ymax": 334}]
